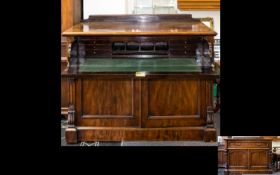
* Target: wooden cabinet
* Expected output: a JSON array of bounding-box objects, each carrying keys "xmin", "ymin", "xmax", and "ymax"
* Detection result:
[
  {"xmin": 224, "ymin": 138, "xmax": 273, "ymax": 174},
  {"xmin": 62, "ymin": 14, "xmax": 218, "ymax": 143}
]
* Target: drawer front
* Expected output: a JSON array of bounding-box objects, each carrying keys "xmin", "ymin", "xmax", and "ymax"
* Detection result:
[{"xmin": 228, "ymin": 141, "xmax": 270, "ymax": 148}]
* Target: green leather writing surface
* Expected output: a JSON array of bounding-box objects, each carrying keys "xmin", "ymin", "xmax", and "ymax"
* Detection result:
[{"xmin": 78, "ymin": 58, "xmax": 201, "ymax": 72}]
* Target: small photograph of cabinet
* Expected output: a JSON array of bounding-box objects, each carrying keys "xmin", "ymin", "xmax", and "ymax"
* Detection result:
[{"xmin": 218, "ymin": 136, "xmax": 280, "ymax": 175}]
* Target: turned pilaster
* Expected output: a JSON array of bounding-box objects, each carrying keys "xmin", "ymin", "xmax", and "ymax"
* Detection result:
[
  {"xmin": 67, "ymin": 104, "xmax": 75, "ymax": 128},
  {"xmin": 207, "ymin": 106, "xmax": 214, "ymax": 128},
  {"xmin": 65, "ymin": 77, "xmax": 77, "ymax": 144}
]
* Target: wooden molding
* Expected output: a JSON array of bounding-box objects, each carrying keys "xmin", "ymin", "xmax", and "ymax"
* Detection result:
[{"xmin": 178, "ymin": 0, "xmax": 220, "ymax": 10}]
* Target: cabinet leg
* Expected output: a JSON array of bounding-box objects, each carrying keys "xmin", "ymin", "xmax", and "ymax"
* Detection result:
[
  {"xmin": 204, "ymin": 106, "xmax": 216, "ymax": 142},
  {"xmin": 65, "ymin": 128, "xmax": 77, "ymax": 144},
  {"xmin": 65, "ymin": 104, "xmax": 77, "ymax": 144},
  {"xmin": 203, "ymin": 128, "xmax": 216, "ymax": 142}
]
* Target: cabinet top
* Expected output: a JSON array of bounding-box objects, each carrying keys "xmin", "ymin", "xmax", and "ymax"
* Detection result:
[{"xmin": 62, "ymin": 14, "xmax": 217, "ymax": 37}]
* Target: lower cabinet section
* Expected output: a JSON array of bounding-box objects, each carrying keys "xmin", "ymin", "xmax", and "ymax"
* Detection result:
[
  {"xmin": 63, "ymin": 73, "xmax": 217, "ymax": 143},
  {"xmin": 224, "ymin": 138, "xmax": 273, "ymax": 174}
]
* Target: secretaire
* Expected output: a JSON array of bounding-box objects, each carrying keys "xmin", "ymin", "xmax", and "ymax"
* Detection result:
[{"xmin": 62, "ymin": 14, "xmax": 218, "ymax": 143}]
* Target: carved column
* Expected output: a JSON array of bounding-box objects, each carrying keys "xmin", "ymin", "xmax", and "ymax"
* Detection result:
[
  {"xmin": 207, "ymin": 106, "xmax": 214, "ymax": 128},
  {"xmin": 203, "ymin": 79, "xmax": 216, "ymax": 142},
  {"xmin": 67, "ymin": 104, "xmax": 75, "ymax": 128},
  {"xmin": 66, "ymin": 37, "xmax": 73, "ymax": 70},
  {"xmin": 196, "ymin": 38, "xmax": 212, "ymax": 71},
  {"xmin": 65, "ymin": 77, "xmax": 77, "ymax": 144},
  {"xmin": 204, "ymin": 106, "xmax": 216, "ymax": 142}
]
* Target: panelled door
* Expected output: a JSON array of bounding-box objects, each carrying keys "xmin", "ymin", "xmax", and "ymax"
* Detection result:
[{"xmin": 141, "ymin": 76, "xmax": 213, "ymax": 127}]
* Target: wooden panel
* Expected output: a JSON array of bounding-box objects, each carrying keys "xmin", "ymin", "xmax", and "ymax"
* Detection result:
[
  {"xmin": 76, "ymin": 78, "xmax": 141, "ymax": 127},
  {"xmin": 61, "ymin": 0, "xmax": 81, "ymax": 33},
  {"xmin": 141, "ymin": 78, "xmax": 212, "ymax": 128},
  {"xmin": 178, "ymin": 0, "xmax": 220, "ymax": 10},
  {"xmin": 73, "ymin": 0, "xmax": 82, "ymax": 26},
  {"xmin": 61, "ymin": 79, "xmax": 69, "ymax": 108},
  {"xmin": 82, "ymin": 79, "xmax": 133, "ymax": 116},
  {"xmin": 61, "ymin": 0, "xmax": 73, "ymax": 33},
  {"xmin": 148, "ymin": 79, "xmax": 199, "ymax": 116},
  {"xmin": 250, "ymin": 150, "xmax": 269, "ymax": 168},
  {"xmin": 228, "ymin": 150, "xmax": 249, "ymax": 169}
]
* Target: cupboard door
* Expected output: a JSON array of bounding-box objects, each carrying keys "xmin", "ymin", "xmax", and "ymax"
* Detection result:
[
  {"xmin": 228, "ymin": 150, "xmax": 249, "ymax": 169},
  {"xmin": 141, "ymin": 77, "xmax": 213, "ymax": 127},
  {"xmin": 76, "ymin": 77, "xmax": 141, "ymax": 127},
  {"xmin": 249, "ymin": 149, "xmax": 269, "ymax": 169}
]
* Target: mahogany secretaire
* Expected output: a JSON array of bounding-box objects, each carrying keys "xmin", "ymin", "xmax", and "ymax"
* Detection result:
[
  {"xmin": 224, "ymin": 138, "xmax": 273, "ymax": 174},
  {"xmin": 62, "ymin": 14, "xmax": 219, "ymax": 144}
]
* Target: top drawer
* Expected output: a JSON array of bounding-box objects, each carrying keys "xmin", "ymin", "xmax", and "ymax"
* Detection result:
[{"xmin": 227, "ymin": 141, "xmax": 271, "ymax": 149}]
